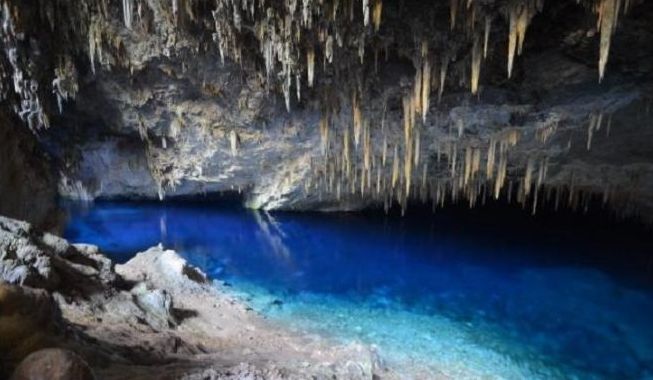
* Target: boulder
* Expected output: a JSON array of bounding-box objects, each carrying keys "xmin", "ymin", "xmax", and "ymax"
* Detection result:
[
  {"xmin": 0, "ymin": 284, "xmax": 63, "ymax": 377},
  {"xmin": 0, "ymin": 216, "xmax": 116, "ymax": 295},
  {"xmin": 131, "ymin": 282, "xmax": 176, "ymax": 330},
  {"xmin": 10, "ymin": 348, "xmax": 95, "ymax": 380}
]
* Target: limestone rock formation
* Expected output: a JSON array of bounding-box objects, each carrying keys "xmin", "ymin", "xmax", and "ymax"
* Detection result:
[
  {"xmin": 0, "ymin": 0, "xmax": 650, "ymax": 219},
  {"xmin": 0, "ymin": 216, "xmax": 115, "ymax": 292}
]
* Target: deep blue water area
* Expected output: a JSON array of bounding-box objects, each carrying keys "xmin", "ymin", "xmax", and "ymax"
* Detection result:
[{"xmin": 64, "ymin": 201, "xmax": 653, "ymax": 379}]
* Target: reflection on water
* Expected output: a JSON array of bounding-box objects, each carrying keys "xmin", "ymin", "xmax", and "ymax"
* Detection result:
[{"xmin": 64, "ymin": 202, "xmax": 653, "ymax": 379}]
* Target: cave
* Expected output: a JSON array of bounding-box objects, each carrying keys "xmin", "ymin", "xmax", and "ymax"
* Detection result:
[{"xmin": 1, "ymin": 0, "xmax": 652, "ymax": 379}]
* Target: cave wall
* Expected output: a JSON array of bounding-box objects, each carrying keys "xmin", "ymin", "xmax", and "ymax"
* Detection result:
[
  {"xmin": 0, "ymin": 0, "xmax": 651, "ymax": 220},
  {"xmin": 0, "ymin": 111, "xmax": 59, "ymax": 229}
]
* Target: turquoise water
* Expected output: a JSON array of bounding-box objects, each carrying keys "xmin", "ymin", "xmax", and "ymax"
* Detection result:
[{"xmin": 64, "ymin": 202, "xmax": 653, "ymax": 379}]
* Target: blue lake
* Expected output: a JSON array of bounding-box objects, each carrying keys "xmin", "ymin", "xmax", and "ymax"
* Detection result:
[{"xmin": 64, "ymin": 202, "xmax": 653, "ymax": 379}]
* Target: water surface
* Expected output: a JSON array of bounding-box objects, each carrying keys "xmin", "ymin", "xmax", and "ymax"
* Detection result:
[{"xmin": 64, "ymin": 202, "xmax": 653, "ymax": 379}]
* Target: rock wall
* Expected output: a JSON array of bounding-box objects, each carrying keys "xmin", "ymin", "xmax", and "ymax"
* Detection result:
[{"xmin": 0, "ymin": 111, "xmax": 59, "ymax": 229}]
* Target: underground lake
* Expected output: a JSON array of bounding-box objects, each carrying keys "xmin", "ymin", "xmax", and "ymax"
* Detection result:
[{"xmin": 63, "ymin": 201, "xmax": 653, "ymax": 379}]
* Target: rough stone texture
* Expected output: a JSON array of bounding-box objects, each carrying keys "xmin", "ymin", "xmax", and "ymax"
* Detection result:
[
  {"xmin": 0, "ymin": 111, "xmax": 59, "ymax": 229},
  {"xmin": 130, "ymin": 282, "xmax": 176, "ymax": 330},
  {"xmin": 0, "ymin": 284, "xmax": 64, "ymax": 378},
  {"xmin": 0, "ymin": 215, "xmax": 115, "ymax": 293},
  {"xmin": 0, "ymin": 0, "xmax": 650, "ymax": 219},
  {"xmin": 10, "ymin": 348, "xmax": 95, "ymax": 380},
  {"xmin": 31, "ymin": 0, "xmax": 651, "ymax": 221}
]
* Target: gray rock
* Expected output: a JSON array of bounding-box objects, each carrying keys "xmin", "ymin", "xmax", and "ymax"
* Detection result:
[
  {"xmin": 131, "ymin": 282, "xmax": 176, "ymax": 330},
  {"xmin": 0, "ymin": 216, "xmax": 116, "ymax": 294}
]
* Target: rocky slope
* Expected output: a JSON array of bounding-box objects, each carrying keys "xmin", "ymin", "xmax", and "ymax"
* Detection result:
[
  {"xmin": 0, "ymin": 215, "xmax": 388, "ymax": 379},
  {"xmin": 0, "ymin": 0, "xmax": 652, "ymax": 219}
]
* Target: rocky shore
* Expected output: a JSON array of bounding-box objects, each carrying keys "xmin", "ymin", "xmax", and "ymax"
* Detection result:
[{"xmin": 0, "ymin": 215, "xmax": 384, "ymax": 379}]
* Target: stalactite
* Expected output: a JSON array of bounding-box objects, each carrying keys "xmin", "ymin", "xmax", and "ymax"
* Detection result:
[
  {"xmin": 372, "ymin": 0, "xmax": 382, "ymax": 32},
  {"xmin": 414, "ymin": 129, "xmax": 420, "ymax": 167},
  {"xmin": 283, "ymin": 71, "xmax": 292, "ymax": 111},
  {"xmin": 363, "ymin": 0, "xmax": 370, "ymax": 27},
  {"xmin": 516, "ymin": 6, "xmax": 530, "ymax": 55},
  {"xmin": 363, "ymin": 121, "xmax": 371, "ymax": 172},
  {"xmin": 122, "ymin": 0, "xmax": 133, "ymax": 29},
  {"xmin": 421, "ymin": 56, "xmax": 431, "ymax": 123},
  {"xmin": 486, "ymin": 138, "xmax": 496, "ymax": 180},
  {"xmin": 439, "ymin": 57, "xmax": 449, "ymax": 102},
  {"xmin": 296, "ymin": 73, "xmax": 301, "ymax": 101},
  {"xmin": 343, "ymin": 127, "xmax": 351, "ymax": 176},
  {"xmin": 413, "ymin": 65, "xmax": 423, "ymax": 117},
  {"xmin": 597, "ymin": 0, "xmax": 618, "ymax": 82},
  {"xmin": 230, "ymin": 130, "xmax": 239, "ymax": 157},
  {"xmin": 353, "ymin": 93, "xmax": 362, "ymax": 148},
  {"xmin": 471, "ymin": 36, "xmax": 482, "ymax": 94},
  {"xmin": 507, "ymin": 5, "xmax": 518, "ymax": 78},
  {"xmin": 524, "ymin": 157, "xmax": 534, "ymax": 197},
  {"xmin": 382, "ymin": 134, "xmax": 387, "ymax": 166},
  {"xmin": 472, "ymin": 148, "xmax": 480, "ymax": 181},
  {"xmin": 320, "ymin": 112, "xmax": 329, "ymax": 155},
  {"xmin": 392, "ymin": 145, "xmax": 399, "ymax": 189},
  {"xmin": 307, "ymin": 47, "xmax": 315, "ymax": 87},
  {"xmin": 325, "ymin": 35, "xmax": 334, "ymax": 64},
  {"xmin": 457, "ymin": 118, "xmax": 464, "ymax": 137},
  {"xmin": 464, "ymin": 146, "xmax": 472, "ymax": 186},
  {"xmin": 450, "ymin": 0, "xmax": 458, "ymax": 30},
  {"xmin": 421, "ymin": 163, "xmax": 428, "ymax": 202},
  {"xmin": 483, "ymin": 16, "xmax": 491, "ymax": 59}
]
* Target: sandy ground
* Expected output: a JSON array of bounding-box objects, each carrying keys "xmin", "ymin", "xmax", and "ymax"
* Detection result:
[{"xmin": 56, "ymin": 245, "xmax": 395, "ymax": 380}]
